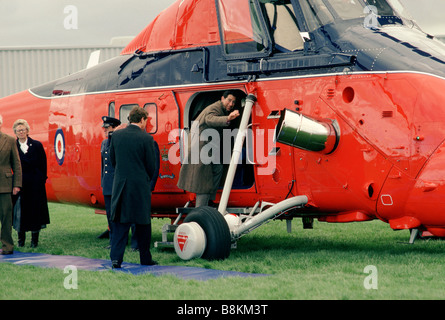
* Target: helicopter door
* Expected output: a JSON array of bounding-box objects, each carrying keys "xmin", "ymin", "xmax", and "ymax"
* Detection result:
[{"xmin": 183, "ymin": 90, "xmax": 255, "ymax": 190}]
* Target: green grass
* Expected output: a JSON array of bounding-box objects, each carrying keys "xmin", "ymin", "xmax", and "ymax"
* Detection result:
[{"xmin": 2, "ymin": 202, "xmax": 445, "ymax": 300}]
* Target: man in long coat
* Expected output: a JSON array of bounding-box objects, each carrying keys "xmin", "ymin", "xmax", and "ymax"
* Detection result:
[
  {"xmin": 0, "ymin": 115, "xmax": 22, "ymax": 255},
  {"xmin": 109, "ymin": 106, "xmax": 157, "ymax": 268},
  {"xmin": 177, "ymin": 90, "xmax": 240, "ymax": 207}
]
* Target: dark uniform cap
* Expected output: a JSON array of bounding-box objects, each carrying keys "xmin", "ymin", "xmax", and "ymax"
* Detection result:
[{"xmin": 102, "ymin": 116, "xmax": 121, "ymax": 128}]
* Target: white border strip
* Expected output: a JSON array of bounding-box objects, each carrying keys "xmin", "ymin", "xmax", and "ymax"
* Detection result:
[{"xmin": 28, "ymin": 70, "xmax": 445, "ymax": 100}]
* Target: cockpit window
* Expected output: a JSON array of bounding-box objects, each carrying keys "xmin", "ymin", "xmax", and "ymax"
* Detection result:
[
  {"xmin": 299, "ymin": 0, "xmax": 335, "ymax": 31},
  {"xmin": 327, "ymin": 0, "xmax": 397, "ymax": 20},
  {"xmin": 261, "ymin": 0, "xmax": 305, "ymax": 52},
  {"xmin": 328, "ymin": 0, "xmax": 365, "ymax": 20},
  {"xmin": 218, "ymin": 0, "xmax": 270, "ymax": 57},
  {"xmin": 299, "ymin": 0, "xmax": 412, "ymax": 31},
  {"xmin": 218, "ymin": 0, "xmax": 308, "ymax": 56},
  {"xmin": 217, "ymin": 0, "xmax": 415, "ymax": 58}
]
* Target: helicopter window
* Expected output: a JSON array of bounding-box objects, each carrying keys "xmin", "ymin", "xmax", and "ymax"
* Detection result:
[
  {"xmin": 262, "ymin": 0, "xmax": 304, "ymax": 52},
  {"xmin": 326, "ymin": 0, "xmax": 403, "ymax": 26},
  {"xmin": 143, "ymin": 103, "xmax": 157, "ymax": 134},
  {"xmin": 363, "ymin": 0, "xmax": 396, "ymax": 16},
  {"xmin": 326, "ymin": 0, "xmax": 365, "ymax": 20},
  {"xmin": 119, "ymin": 104, "xmax": 139, "ymax": 125},
  {"xmin": 108, "ymin": 102, "xmax": 115, "ymax": 118},
  {"xmin": 119, "ymin": 103, "xmax": 157, "ymax": 134},
  {"xmin": 299, "ymin": 0, "xmax": 405, "ymax": 31},
  {"xmin": 218, "ymin": 0, "xmax": 269, "ymax": 56},
  {"xmin": 299, "ymin": 0, "xmax": 335, "ymax": 31}
]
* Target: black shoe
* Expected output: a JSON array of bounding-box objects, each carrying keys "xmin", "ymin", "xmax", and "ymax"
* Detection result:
[
  {"xmin": 18, "ymin": 232, "xmax": 25, "ymax": 247},
  {"xmin": 97, "ymin": 230, "xmax": 110, "ymax": 239},
  {"xmin": 111, "ymin": 260, "xmax": 121, "ymax": 269},
  {"xmin": 31, "ymin": 232, "xmax": 39, "ymax": 248},
  {"xmin": 208, "ymin": 200, "xmax": 218, "ymax": 208},
  {"xmin": 142, "ymin": 260, "xmax": 158, "ymax": 266}
]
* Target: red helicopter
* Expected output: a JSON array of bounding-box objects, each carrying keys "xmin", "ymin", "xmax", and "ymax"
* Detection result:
[{"xmin": 2, "ymin": 0, "xmax": 445, "ymax": 260}]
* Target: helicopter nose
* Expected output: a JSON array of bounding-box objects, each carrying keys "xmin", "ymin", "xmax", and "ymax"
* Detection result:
[
  {"xmin": 379, "ymin": 140, "xmax": 445, "ymax": 237},
  {"xmin": 415, "ymin": 143, "xmax": 445, "ymax": 193},
  {"xmin": 406, "ymin": 141, "xmax": 445, "ymax": 237}
]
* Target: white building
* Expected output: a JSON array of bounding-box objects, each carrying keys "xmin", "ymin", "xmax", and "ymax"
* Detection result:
[{"xmin": 0, "ymin": 44, "xmax": 125, "ymax": 98}]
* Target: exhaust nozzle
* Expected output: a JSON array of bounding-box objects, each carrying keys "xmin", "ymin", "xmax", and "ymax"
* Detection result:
[{"xmin": 275, "ymin": 109, "xmax": 339, "ymax": 154}]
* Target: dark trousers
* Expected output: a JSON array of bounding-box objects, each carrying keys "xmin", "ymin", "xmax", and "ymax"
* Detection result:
[
  {"xmin": 110, "ymin": 222, "xmax": 152, "ymax": 265},
  {"xmin": 0, "ymin": 193, "xmax": 13, "ymax": 252},
  {"xmin": 104, "ymin": 196, "xmax": 137, "ymax": 248},
  {"xmin": 104, "ymin": 195, "xmax": 113, "ymax": 244}
]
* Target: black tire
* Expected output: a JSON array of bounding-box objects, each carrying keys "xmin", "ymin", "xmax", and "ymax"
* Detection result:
[{"xmin": 183, "ymin": 206, "xmax": 231, "ymax": 260}]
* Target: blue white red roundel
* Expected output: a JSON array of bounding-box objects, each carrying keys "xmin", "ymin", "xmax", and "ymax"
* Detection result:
[{"xmin": 54, "ymin": 128, "xmax": 65, "ymax": 165}]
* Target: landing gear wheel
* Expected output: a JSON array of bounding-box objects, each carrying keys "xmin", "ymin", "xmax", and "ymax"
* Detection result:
[{"xmin": 174, "ymin": 206, "xmax": 231, "ymax": 260}]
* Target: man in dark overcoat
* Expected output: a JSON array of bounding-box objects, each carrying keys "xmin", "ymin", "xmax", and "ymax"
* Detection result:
[
  {"xmin": 177, "ymin": 90, "xmax": 240, "ymax": 207},
  {"xmin": 109, "ymin": 106, "xmax": 157, "ymax": 268},
  {"xmin": 0, "ymin": 115, "xmax": 22, "ymax": 255}
]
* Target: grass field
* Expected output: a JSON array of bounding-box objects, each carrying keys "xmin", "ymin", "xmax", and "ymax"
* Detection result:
[{"xmin": 1, "ymin": 202, "xmax": 445, "ymax": 300}]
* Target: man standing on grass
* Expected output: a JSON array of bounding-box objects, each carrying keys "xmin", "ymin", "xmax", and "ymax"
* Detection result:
[
  {"xmin": 109, "ymin": 106, "xmax": 157, "ymax": 268},
  {"xmin": 0, "ymin": 115, "xmax": 22, "ymax": 255},
  {"xmin": 100, "ymin": 115, "xmax": 121, "ymax": 248}
]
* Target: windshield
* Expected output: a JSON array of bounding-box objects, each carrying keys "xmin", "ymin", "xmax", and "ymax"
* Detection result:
[
  {"xmin": 218, "ymin": 0, "xmax": 269, "ymax": 56},
  {"xmin": 299, "ymin": 0, "xmax": 415, "ymax": 31}
]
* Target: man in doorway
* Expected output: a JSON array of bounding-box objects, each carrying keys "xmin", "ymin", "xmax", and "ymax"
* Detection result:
[{"xmin": 177, "ymin": 90, "xmax": 240, "ymax": 207}]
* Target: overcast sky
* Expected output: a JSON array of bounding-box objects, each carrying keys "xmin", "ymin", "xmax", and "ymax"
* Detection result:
[
  {"xmin": 402, "ymin": 0, "xmax": 445, "ymax": 35},
  {"xmin": 0, "ymin": 0, "xmax": 177, "ymax": 47},
  {"xmin": 0, "ymin": 0, "xmax": 444, "ymax": 47}
]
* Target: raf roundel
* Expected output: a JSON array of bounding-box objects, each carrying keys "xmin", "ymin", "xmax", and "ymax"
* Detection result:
[{"xmin": 54, "ymin": 128, "xmax": 66, "ymax": 165}]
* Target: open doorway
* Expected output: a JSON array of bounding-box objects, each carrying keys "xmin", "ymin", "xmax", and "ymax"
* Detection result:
[{"xmin": 183, "ymin": 89, "xmax": 255, "ymax": 190}]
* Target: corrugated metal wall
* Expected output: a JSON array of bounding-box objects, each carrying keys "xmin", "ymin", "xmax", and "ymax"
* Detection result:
[{"xmin": 0, "ymin": 45, "xmax": 124, "ymax": 98}]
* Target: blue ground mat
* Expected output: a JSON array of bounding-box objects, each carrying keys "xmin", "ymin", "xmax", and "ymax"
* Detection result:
[{"xmin": 0, "ymin": 251, "xmax": 268, "ymax": 281}]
